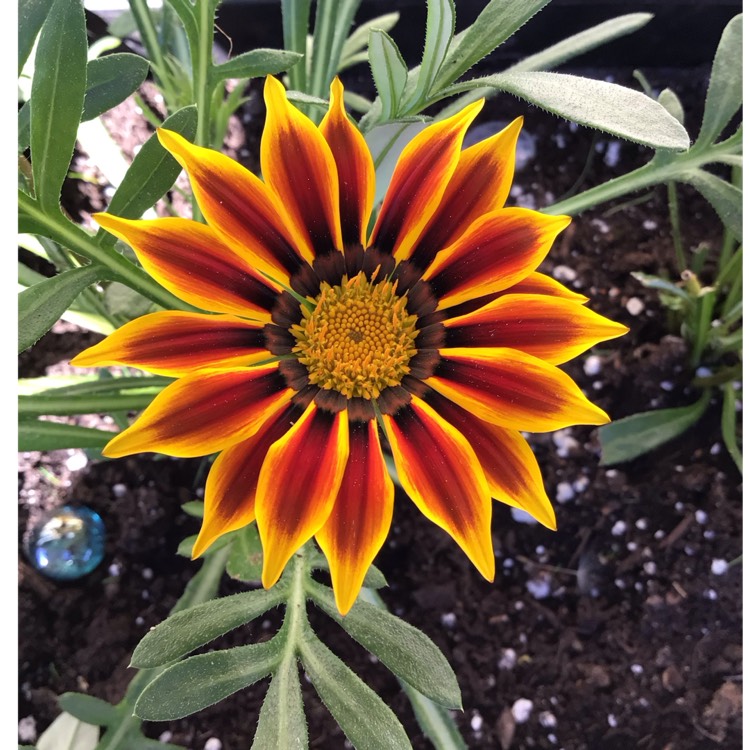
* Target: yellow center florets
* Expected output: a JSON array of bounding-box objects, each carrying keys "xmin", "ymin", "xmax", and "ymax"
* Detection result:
[{"xmin": 291, "ymin": 271, "xmax": 419, "ymax": 399}]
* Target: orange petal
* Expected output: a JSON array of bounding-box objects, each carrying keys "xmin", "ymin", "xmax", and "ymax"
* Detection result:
[
  {"xmin": 103, "ymin": 365, "xmax": 293, "ymax": 458},
  {"xmin": 256, "ymin": 403, "xmax": 349, "ymax": 588},
  {"xmin": 262, "ymin": 76, "xmax": 343, "ymax": 257},
  {"xmin": 422, "ymin": 209, "xmax": 571, "ymax": 310},
  {"xmin": 426, "ymin": 348, "xmax": 609, "ymax": 432},
  {"xmin": 444, "ymin": 294, "xmax": 628, "ymax": 365},
  {"xmin": 370, "ymin": 100, "xmax": 484, "ymax": 263},
  {"xmin": 94, "ymin": 213, "xmax": 278, "ymax": 319},
  {"xmin": 427, "ymin": 390, "xmax": 555, "ymax": 529},
  {"xmin": 316, "ymin": 420, "xmax": 394, "ymax": 615},
  {"xmin": 70, "ymin": 311, "xmax": 269, "ymax": 376},
  {"xmin": 156, "ymin": 128, "xmax": 307, "ymax": 278},
  {"xmin": 319, "ymin": 77, "xmax": 375, "ymax": 248},
  {"xmin": 383, "ymin": 397, "xmax": 495, "ymax": 581},
  {"xmin": 192, "ymin": 402, "xmax": 299, "ymax": 558},
  {"xmin": 409, "ymin": 117, "xmax": 523, "ymax": 269}
]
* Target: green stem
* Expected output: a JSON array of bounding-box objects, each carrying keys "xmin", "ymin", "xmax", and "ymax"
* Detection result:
[
  {"xmin": 19, "ymin": 191, "xmax": 194, "ymax": 312},
  {"xmin": 667, "ymin": 180, "xmax": 687, "ymax": 271},
  {"xmin": 128, "ymin": 0, "xmax": 176, "ymax": 105},
  {"xmin": 283, "ymin": 546, "xmax": 310, "ymax": 653},
  {"xmin": 692, "ymin": 363, "xmax": 742, "ymax": 388},
  {"xmin": 193, "ymin": 0, "xmax": 215, "ymax": 149}
]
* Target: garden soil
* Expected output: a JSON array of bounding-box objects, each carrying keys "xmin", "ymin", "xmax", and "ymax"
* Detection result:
[{"xmin": 19, "ymin": 64, "xmax": 741, "ymax": 749}]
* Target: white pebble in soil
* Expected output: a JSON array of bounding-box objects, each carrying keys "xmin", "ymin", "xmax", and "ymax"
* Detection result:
[
  {"xmin": 112, "ymin": 483, "xmax": 128, "ymax": 498},
  {"xmin": 710, "ymin": 442, "xmax": 722, "ymax": 455},
  {"xmin": 204, "ymin": 739, "xmax": 222, "ymax": 750},
  {"xmin": 526, "ymin": 572, "xmax": 552, "ymax": 599},
  {"xmin": 18, "ymin": 716, "xmax": 36, "ymax": 743},
  {"xmin": 711, "ymin": 558, "xmax": 729, "ymax": 576},
  {"xmin": 636, "ymin": 518, "xmax": 648, "ymax": 530},
  {"xmin": 65, "ymin": 450, "xmax": 88, "ymax": 472},
  {"xmin": 631, "ymin": 663, "xmax": 644, "ymax": 676},
  {"xmin": 608, "ymin": 714, "xmax": 618, "ymax": 728},
  {"xmin": 625, "ymin": 297, "xmax": 645, "ymax": 316},
  {"xmin": 583, "ymin": 355, "xmax": 602, "ymax": 376},
  {"xmin": 704, "ymin": 589, "xmax": 718, "ymax": 600},
  {"xmin": 695, "ymin": 510, "xmax": 708, "ymax": 525},
  {"xmin": 552, "ymin": 429, "xmax": 579, "ymax": 457},
  {"xmin": 642, "ymin": 219, "xmax": 658, "ymax": 230},
  {"xmin": 511, "ymin": 507, "xmax": 537, "ymax": 525},
  {"xmin": 539, "ymin": 710, "xmax": 558, "ymax": 729},
  {"xmin": 159, "ymin": 731, "xmax": 173, "ymax": 743},
  {"xmin": 552, "ymin": 265, "xmax": 577, "ymax": 283},
  {"xmin": 611, "ymin": 520, "xmax": 627, "ymax": 537},
  {"xmin": 643, "ymin": 561, "xmax": 657, "ymax": 576},
  {"xmin": 556, "ymin": 482, "xmax": 575, "ymax": 504},
  {"xmin": 573, "ymin": 475, "xmax": 590, "ymax": 493},
  {"xmin": 440, "ymin": 612, "xmax": 457, "ymax": 628},
  {"xmin": 511, "ymin": 698, "xmax": 533, "ymax": 724},
  {"xmin": 470, "ymin": 713, "xmax": 484, "ymax": 732},
  {"xmin": 498, "ymin": 648, "xmax": 517, "ymax": 671}
]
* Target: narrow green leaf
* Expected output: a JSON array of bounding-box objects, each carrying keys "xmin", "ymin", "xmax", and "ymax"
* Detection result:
[
  {"xmin": 97, "ymin": 105, "xmax": 197, "ymax": 245},
  {"xmin": 212, "ymin": 49, "xmax": 302, "ymax": 82},
  {"xmin": 401, "ymin": 682, "xmax": 467, "ymax": 750},
  {"xmin": 680, "ymin": 169, "xmax": 742, "ymax": 241},
  {"xmin": 507, "ymin": 13, "xmax": 653, "ymax": 74},
  {"xmin": 343, "ymin": 90, "xmax": 373, "ymax": 113},
  {"xmin": 309, "ymin": 582, "xmax": 461, "ymax": 708},
  {"xmin": 58, "ymin": 694, "xmax": 119, "ymax": 728},
  {"xmin": 19, "ymin": 265, "xmax": 105, "ymax": 353},
  {"xmin": 299, "ymin": 635, "xmax": 411, "ymax": 750},
  {"xmin": 449, "ymin": 71, "xmax": 690, "ymax": 151},
  {"xmin": 657, "ymin": 88, "xmax": 685, "ymax": 126},
  {"xmin": 281, "ymin": 0, "xmax": 311, "ymax": 91},
  {"xmin": 721, "ymin": 382, "xmax": 742, "ymax": 474},
  {"xmin": 135, "ymin": 640, "xmax": 282, "ymax": 720},
  {"xmin": 19, "ymin": 390, "xmax": 160, "ymax": 417},
  {"xmin": 131, "ymin": 588, "xmax": 285, "ymax": 668},
  {"xmin": 368, "ymin": 29, "xmax": 408, "ymax": 120},
  {"xmin": 181, "ymin": 500, "xmax": 205, "ymax": 518},
  {"xmin": 697, "ymin": 14, "xmax": 742, "ymax": 145},
  {"xmin": 103, "ymin": 282, "xmax": 153, "ymax": 319},
  {"xmin": 226, "ymin": 523, "xmax": 263, "ymax": 583},
  {"xmin": 631, "ymin": 271, "xmax": 690, "ymax": 301},
  {"xmin": 30, "ymin": 0, "xmax": 87, "ymax": 211},
  {"xmin": 81, "ymin": 54, "xmax": 149, "ymax": 122},
  {"xmin": 341, "ymin": 12, "xmax": 400, "ymax": 61},
  {"xmin": 251, "ymin": 659, "xmax": 308, "ymax": 750},
  {"xmin": 434, "ymin": 0, "xmax": 551, "ymax": 90},
  {"xmin": 18, "ymin": 421, "xmax": 114, "ymax": 451},
  {"xmin": 599, "ymin": 391, "xmax": 712, "ymax": 465},
  {"xmin": 19, "ymin": 0, "xmax": 54, "ymax": 76},
  {"xmin": 407, "ymin": 0, "xmax": 455, "ymax": 108},
  {"xmin": 19, "ymin": 374, "xmax": 171, "ymax": 397},
  {"xmin": 285, "ymin": 90, "xmax": 329, "ymax": 108}
]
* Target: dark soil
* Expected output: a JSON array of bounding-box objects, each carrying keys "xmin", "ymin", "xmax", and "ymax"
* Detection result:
[{"xmin": 19, "ymin": 58, "xmax": 742, "ymax": 750}]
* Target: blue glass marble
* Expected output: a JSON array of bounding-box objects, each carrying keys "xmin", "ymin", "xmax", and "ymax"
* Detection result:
[{"xmin": 26, "ymin": 505, "xmax": 106, "ymax": 580}]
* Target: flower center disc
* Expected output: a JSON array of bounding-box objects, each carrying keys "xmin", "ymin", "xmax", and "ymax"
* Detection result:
[{"xmin": 291, "ymin": 271, "xmax": 419, "ymax": 399}]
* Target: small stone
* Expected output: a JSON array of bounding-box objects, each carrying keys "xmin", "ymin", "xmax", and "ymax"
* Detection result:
[
  {"xmin": 108, "ymin": 563, "xmax": 121, "ymax": 577},
  {"xmin": 526, "ymin": 572, "xmax": 552, "ymax": 599},
  {"xmin": 603, "ymin": 141, "xmax": 621, "ymax": 167},
  {"xmin": 573, "ymin": 476, "xmax": 589, "ymax": 493},
  {"xmin": 643, "ymin": 561, "xmax": 657, "ymax": 576},
  {"xmin": 18, "ymin": 716, "xmax": 36, "ymax": 743},
  {"xmin": 65, "ymin": 451, "xmax": 88, "ymax": 471},
  {"xmin": 711, "ymin": 559, "xmax": 729, "ymax": 575},
  {"xmin": 626, "ymin": 297, "xmax": 645, "ymax": 315},
  {"xmin": 440, "ymin": 612, "xmax": 457, "ymax": 628},
  {"xmin": 539, "ymin": 710, "xmax": 557, "ymax": 728},
  {"xmin": 589, "ymin": 665, "xmax": 611, "ymax": 688},
  {"xmin": 204, "ymin": 739, "xmax": 222, "ymax": 750},
  {"xmin": 642, "ymin": 219, "xmax": 658, "ymax": 230},
  {"xmin": 470, "ymin": 713, "xmax": 483, "ymax": 731},
  {"xmin": 636, "ymin": 518, "xmax": 648, "ymax": 530},
  {"xmin": 662, "ymin": 665, "xmax": 685, "ymax": 693},
  {"xmin": 159, "ymin": 731, "xmax": 173, "ymax": 743},
  {"xmin": 583, "ymin": 355, "xmax": 602, "ymax": 376},
  {"xmin": 695, "ymin": 510, "xmax": 708, "ymax": 524},
  {"xmin": 607, "ymin": 713, "xmax": 618, "ymax": 728},
  {"xmin": 631, "ymin": 663, "xmax": 644, "ymax": 676},
  {"xmin": 611, "ymin": 520, "xmax": 627, "ymax": 537},
  {"xmin": 112, "ymin": 483, "xmax": 127, "ymax": 498},
  {"xmin": 660, "ymin": 380, "xmax": 675, "ymax": 391},
  {"xmin": 556, "ymin": 482, "xmax": 575, "ymax": 503},
  {"xmin": 498, "ymin": 648, "xmax": 517, "ymax": 670},
  {"xmin": 552, "ymin": 265, "xmax": 577, "ymax": 283},
  {"xmin": 511, "ymin": 698, "xmax": 533, "ymax": 724},
  {"xmin": 142, "ymin": 567, "xmax": 154, "ymax": 580},
  {"xmin": 654, "ymin": 529, "xmax": 665, "ymax": 540},
  {"xmin": 703, "ymin": 588, "xmax": 718, "ymax": 600},
  {"xmin": 627, "ymin": 541, "xmax": 638, "ymax": 552},
  {"xmin": 710, "ymin": 442, "xmax": 722, "ymax": 455}
]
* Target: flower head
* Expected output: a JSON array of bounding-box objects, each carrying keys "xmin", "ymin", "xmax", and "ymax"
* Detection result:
[{"xmin": 73, "ymin": 76, "xmax": 627, "ymax": 614}]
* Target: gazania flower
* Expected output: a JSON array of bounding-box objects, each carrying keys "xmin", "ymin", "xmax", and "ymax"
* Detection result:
[{"xmin": 73, "ymin": 76, "xmax": 627, "ymax": 614}]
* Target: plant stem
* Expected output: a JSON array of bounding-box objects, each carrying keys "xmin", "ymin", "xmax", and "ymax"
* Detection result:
[
  {"xmin": 19, "ymin": 191, "xmax": 194, "ymax": 312},
  {"xmin": 667, "ymin": 180, "xmax": 687, "ymax": 271}
]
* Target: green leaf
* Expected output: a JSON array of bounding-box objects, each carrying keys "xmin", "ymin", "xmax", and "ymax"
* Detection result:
[
  {"xmin": 131, "ymin": 588, "xmax": 285, "ymax": 668},
  {"xmin": 135, "ymin": 640, "xmax": 282, "ymax": 720},
  {"xmin": 680, "ymin": 169, "xmax": 742, "ymax": 241},
  {"xmin": 449, "ymin": 71, "xmax": 690, "ymax": 151},
  {"xmin": 407, "ymin": 0, "xmax": 455, "ymax": 108},
  {"xmin": 19, "ymin": 374, "xmax": 171, "ymax": 397},
  {"xmin": 226, "ymin": 523, "xmax": 264, "ymax": 583},
  {"xmin": 400, "ymin": 682, "xmax": 467, "ymax": 750},
  {"xmin": 19, "ymin": 265, "xmax": 105, "ymax": 353},
  {"xmin": 18, "ymin": 421, "xmax": 115, "ymax": 451},
  {"xmin": 285, "ymin": 90, "xmax": 329, "ymax": 108},
  {"xmin": 81, "ymin": 54, "xmax": 149, "ymax": 122},
  {"xmin": 434, "ymin": 0, "xmax": 551, "ymax": 90},
  {"xmin": 657, "ymin": 88, "xmax": 685, "ymax": 126},
  {"xmin": 598, "ymin": 391, "xmax": 712, "ymax": 465},
  {"xmin": 341, "ymin": 11, "xmax": 400, "ymax": 62},
  {"xmin": 368, "ymin": 29, "xmax": 408, "ymax": 120},
  {"xmin": 721, "ymin": 382, "xmax": 742, "ymax": 474},
  {"xmin": 281, "ymin": 0, "xmax": 311, "ymax": 91},
  {"xmin": 181, "ymin": 500, "xmax": 205, "ymax": 518},
  {"xmin": 18, "ymin": 389, "xmax": 161, "ymax": 417},
  {"xmin": 58, "ymin": 694, "xmax": 119, "ymax": 727},
  {"xmin": 98, "ymin": 105, "xmax": 198, "ymax": 245},
  {"xmin": 508, "ymin": 13, "xmax": 653, "ymax": 73},
  {"xmin": 308, "ymin": 0, "xmax": 360, "ymax": 99},
  {"xmin": 251, "ymin": 658, "xmax": 308, "ymax": 750},
  {"xmin": 299, "ymin": 635, "xmax": 411, "ymax": 750},
  {"xmin": 697, "ymin": 14, "xmax": 742, "ymax": 145},
  {"xmin": 213, "ymin": 49, "xmax": 302, "ymax": 82},
  {"xmin": 30, "ymin": 0, "xmax": 87, "ymax": 211},
  {"xmin": 19, "ymin": 0, "xmax": 54, "ymax": 76},
  {"xmin": 103, "ymin": 282, "xmax": 153, "ymax": 319},
  {"xmin": 309, "ymin": 582, "xmax": 461, "ymax": 708},
  {"xmin": 36, "ymin": 712, "xmax": 98, "ymax": 750},
  {"xmin": 631, "ymin": 271, "xmax": 690, "ymax": 301}
]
